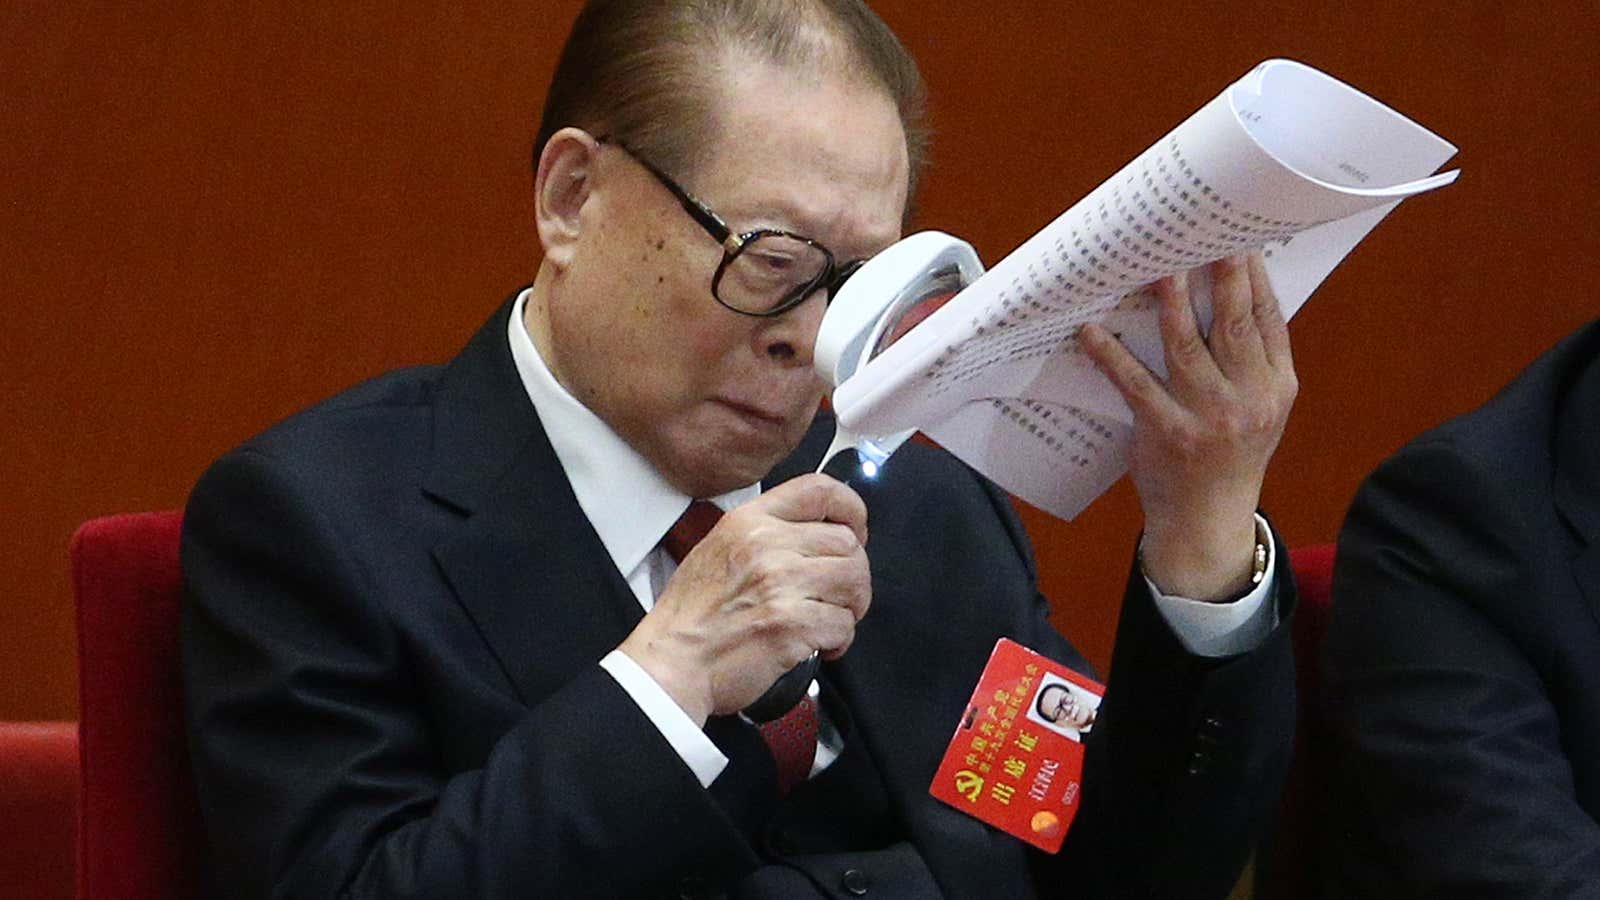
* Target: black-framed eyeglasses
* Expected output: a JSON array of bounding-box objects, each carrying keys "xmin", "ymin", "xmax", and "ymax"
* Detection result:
[{"xmin": 601, "ymin": 138, "xmax": 866, "ymax": 318}]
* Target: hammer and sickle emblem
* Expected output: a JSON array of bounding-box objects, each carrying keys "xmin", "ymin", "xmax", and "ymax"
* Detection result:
[{"xmin": 954, "ymin": 769, "xmax": 984, "ymax": 803}]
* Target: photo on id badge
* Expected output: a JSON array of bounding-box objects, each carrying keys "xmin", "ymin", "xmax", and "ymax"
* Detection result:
[{"xmin": 1026, "ymin": 672, "xmax": 1100, "ymax": 741}]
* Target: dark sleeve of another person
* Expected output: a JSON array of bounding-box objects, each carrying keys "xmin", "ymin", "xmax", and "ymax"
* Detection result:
[{"xmin": 1324, "ymin": 439, "xmax": 1600, "ymax": 898}]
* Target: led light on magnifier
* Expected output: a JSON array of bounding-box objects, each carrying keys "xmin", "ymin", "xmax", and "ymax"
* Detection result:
[{"xmin": 856, "ymin": 438, "xmax": 892, "ymax": 479}]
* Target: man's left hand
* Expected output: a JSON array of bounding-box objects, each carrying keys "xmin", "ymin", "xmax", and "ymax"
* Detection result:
[{"xmin": 1080, "ymin": 250, "xmax": 1296, "ymax": 602}]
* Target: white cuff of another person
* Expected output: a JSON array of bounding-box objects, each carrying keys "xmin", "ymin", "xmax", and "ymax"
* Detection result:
[
  {"xmin": 600, "ymin": 649, "xmax": 728, "ymax": 787},
  {"xmin": 1145, "ymin": 513, "xmax": 1279, "ymax": 658}
]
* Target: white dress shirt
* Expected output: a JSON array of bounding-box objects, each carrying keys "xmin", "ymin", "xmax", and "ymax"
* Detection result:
[{"xmin": 504, "ymin": 288, "xmax": 1276, "ymax": 788}]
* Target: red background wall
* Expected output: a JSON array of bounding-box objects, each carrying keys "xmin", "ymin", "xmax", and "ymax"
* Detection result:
[{"xmin": 4, "ymin": 2, "xmax": 1595, "ymax": 720}]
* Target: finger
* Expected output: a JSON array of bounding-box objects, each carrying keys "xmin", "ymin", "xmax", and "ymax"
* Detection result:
[
  {"xmin": 745, "ymin": 595, "xmax": 856, "ymax": 663},
  {"xmin": 755, "ymin": 474, "xmax": 868, "ymax": 545},
  {"xmin": 1206, "ymin": 254, "xmax": 1269, "ymax": 378},
  {"xmin": 740, "ymin": 516, "xmax": 863, "ymax": 561},
  {"xmin": 1079, "ymin": 321, "xmax": 1184, "ymax": 423},
  {"xmin": 1154, "ymin": 272, "xmax": 1225, "ymax": 397},
  {"xmin": 783, "ymin": 551, "xmax": 872, "ymax": 622},
  {"xmin": 804, "ymin": 600, "xmax": 860, "ymax": 661},
  {"xmin": 789, "ymin": 520, "xmax": 867, "ymax": 559},
  {"xmin": 1246, "ymin": 250, "xmax": 1293, "ymax": 370}
]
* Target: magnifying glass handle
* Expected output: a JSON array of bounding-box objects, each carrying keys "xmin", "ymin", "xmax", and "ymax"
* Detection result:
[{"xmin": 741, "ymin": 650, "xmax": 820, "ymax": 723}]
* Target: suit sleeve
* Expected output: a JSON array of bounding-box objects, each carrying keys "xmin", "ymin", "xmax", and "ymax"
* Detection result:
[
  {"xmin": 181, "ymin": 448, "xmax": 760, "ymax": 900},
  {"xmin": 966, "ymin": 475, "xmax": 1298, "ymax": 900},
  {"xmin": 1325, "ymin": 440, "xmax": 1600, "ymax": 897}
]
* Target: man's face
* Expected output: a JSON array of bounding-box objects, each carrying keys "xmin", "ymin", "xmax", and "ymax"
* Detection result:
[
  {"xmin": 543, "ymin": 57, "xmax": 909, "ymax": 497},
  {"xmin": 1039, "ymin": 684, "xmax": 1096, "ymax": 731}
]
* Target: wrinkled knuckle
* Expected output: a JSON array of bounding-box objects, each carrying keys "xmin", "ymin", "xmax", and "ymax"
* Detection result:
[
  {"xmin": 1276, "ymin": 382, "xmax": 1299, "ymax": 412},
  {"xmin": 1162, "ymin": 420, "xmax": 1206, "ymax": 459},
  {"xmin": 827, "ymin": 606, "xmax": 858, "ymax": 642},
  {"xmin": 847, "ymin": 577, "xmax": 872, "ymax": 616},
  {"xmin": 1170, "ymin": 331, "xmax": 1207, "ymax": 363},
  {"xmin": 1129, "ymin": 365, "xmax": 1164, "ymax": 401},
  {"xmin": 749, "ymin": 602, "xmax": 792, "ymax": 639},
  {"xmin": 824, "ymin": 524, "xmax": 858, "ymax": 557},
  {"xmin": 721, "ymin": 506, "xmax": 755, "ymax": 533},
  {"xmin": 1202, "ymin": 404, "xmax": 1248, "ymax": 442},
  {"xmin": 1199, "ymin": 384, "xmax": 1236, "ymax": 415},
  {"xmin": 1246, "ymin": 408, "xmax": 1276, "ymax": 436},
  {"xmin": 1217, "ymin": 398, "xmax": 1254, "ymax": 429}
]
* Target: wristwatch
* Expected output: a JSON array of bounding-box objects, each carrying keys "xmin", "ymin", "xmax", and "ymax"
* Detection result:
[{"xmin": 1250, "ymin": 518, "xmax": 1270, "ymax": 586}]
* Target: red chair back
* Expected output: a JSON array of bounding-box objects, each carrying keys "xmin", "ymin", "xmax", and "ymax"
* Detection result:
[
  {"xmin": 70, "ymin": 511, "xmax": 206, "ymax": 900},
  {"xmin": 0, "ymin": 721, "xmax": 78, "ymax": 900},
  {"xmin": 1255, "ymin": 543, "xmax": 1337, "ymax": 898}
]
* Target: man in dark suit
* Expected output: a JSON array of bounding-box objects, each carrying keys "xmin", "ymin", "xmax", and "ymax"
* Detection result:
[
  {"xmin": 182, "ymin": 1, "xmax": 1300, "ymax": 896},
  {"xmin": 1324, "ymin": 319, "xmax": 1600, "ymax": 897}
]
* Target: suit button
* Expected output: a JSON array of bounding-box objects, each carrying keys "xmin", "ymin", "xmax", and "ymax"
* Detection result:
[
  {"xmin": 1187, "ymin": 751, "xmax": 1210, "ymax": 775},
  {"xmin": 841, "ymin": 867, "xmax": 870, "ymax": 896}
]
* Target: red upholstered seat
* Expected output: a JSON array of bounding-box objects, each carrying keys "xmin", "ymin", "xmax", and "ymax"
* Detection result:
[
  {"xmin": 0, "ymin": 721, "xmax": 78, "ymax": 900},
  {"xmin": 71, "ymin": 511, "xmax": 206, "ymax": 900},
  {"xmin": 1255, "ymin": 543, "xmax": 1337, "ymax": 899}
]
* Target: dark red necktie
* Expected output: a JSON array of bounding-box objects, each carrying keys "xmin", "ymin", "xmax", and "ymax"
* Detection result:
[{"xmin": 662, "ymin": 500, "xmax": 819, "ymax": 795}]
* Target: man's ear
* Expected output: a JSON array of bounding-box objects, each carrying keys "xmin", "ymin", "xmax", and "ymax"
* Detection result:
[{"xmin": 534, "ymin": 127, "xmax": 601, "ymax": 270}]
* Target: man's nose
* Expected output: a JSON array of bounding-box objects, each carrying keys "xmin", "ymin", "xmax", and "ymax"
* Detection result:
[{"xmin": 755, "ymin": 290, "xmax": 828, "ymax": 367}]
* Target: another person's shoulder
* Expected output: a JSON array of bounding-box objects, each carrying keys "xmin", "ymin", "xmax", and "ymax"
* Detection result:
[
  {"xmin": 1337, "ymin": 318, "xmax": 1600, "ymax": 604},
  {"xmin": 1403, "ymin": 318, "xmax": 1600, "ymax": 472},
  {"xmin": 1358, "ymin": 318, "xmax": 1600, "ymax": 514}
]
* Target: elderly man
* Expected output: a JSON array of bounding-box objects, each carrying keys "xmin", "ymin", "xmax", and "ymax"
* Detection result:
[{"xmin": 181, "ymin": 1, "xmax": 1299, "ymax": 897}]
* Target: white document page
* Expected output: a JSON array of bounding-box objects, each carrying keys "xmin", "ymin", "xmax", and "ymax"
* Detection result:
[{"xmin": 831, "ymin": 59, "xmax": 1459, "ymax": 519}]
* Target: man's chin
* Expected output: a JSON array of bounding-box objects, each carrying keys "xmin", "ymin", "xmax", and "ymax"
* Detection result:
[
  {"xmin": 667, "ymin": 431, "xmax": 810, "ymax": 497},
  {"xmin": 651, "ymin": 404, "xmax": 820, "ymax": 496},
  {"xmin": 679, "ymin": 445, "xmax": 793, "ymax": 496}
]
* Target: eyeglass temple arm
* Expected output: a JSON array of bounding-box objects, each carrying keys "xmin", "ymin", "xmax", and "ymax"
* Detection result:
[{"xmin": 625, "ymin": 148, "xmax": 743, "ymax": 253}]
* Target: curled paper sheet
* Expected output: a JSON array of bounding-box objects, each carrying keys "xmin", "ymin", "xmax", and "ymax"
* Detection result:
[{"xmin": 825, "ymin": 59, "xmax": 1459, "ymax": 520}]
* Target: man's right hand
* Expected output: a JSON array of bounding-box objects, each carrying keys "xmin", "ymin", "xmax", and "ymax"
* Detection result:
[{"xmin": 618, "ymin": 474, "xmax": 872, "ymax": 725}]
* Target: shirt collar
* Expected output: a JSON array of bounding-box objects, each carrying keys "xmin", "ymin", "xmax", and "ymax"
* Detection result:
[{"xmin": 506, "ymin": 289, "xmax": 758, "ymax": 576}]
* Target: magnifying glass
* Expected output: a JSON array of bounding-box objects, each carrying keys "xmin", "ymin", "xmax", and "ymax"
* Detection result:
[{"xmin": 740, "ymin": 231, "xmax": 985, "ymax": 723}]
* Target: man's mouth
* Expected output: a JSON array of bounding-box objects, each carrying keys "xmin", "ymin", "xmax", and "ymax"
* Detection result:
[{"xmin": 714, "ymin": 397, "xmax": 789, "ymax": 430}]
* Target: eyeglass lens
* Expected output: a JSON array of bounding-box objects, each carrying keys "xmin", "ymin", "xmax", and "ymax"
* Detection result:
[{"xmin": 717, "ymin": 234, "xmax": 832, "ymax": 315}]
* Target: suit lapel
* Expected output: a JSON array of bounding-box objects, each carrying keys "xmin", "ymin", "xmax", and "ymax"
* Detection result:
[
  {"xmin": 430, "ymin": 446, "xmax": 644, "ymax": 704},
  {"xmin": 423, "ymin": 296, "xmax": 643, "ymax": 703}
]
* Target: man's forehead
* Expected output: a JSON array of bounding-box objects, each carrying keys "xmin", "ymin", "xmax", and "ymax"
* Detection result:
[
  {"xmin": 693, "ymin": 62, "xmax": 909, "ymax": 254},
  {"xmin": 733, "ymin": 172, "xmax": 906, "ymax": 255}
]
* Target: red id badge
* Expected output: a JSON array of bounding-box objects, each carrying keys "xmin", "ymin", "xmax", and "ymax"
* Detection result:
[{"xmin": 928, "ymin": 638, "xmax": 1104, "ymax": 853}]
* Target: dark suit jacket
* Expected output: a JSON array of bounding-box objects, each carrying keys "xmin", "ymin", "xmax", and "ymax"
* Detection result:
[
  {"xmin": 1324, "ymin": 319, "xmax": 1600, "ymax": 898},
  {"xmin": 181, "ymin": 295, "xmax": 1296, "ymax": 900}
]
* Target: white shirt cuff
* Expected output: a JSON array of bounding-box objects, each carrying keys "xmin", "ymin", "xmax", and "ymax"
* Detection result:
[
  {"xmin": 1144, "ymin": 514, "xmax": 1279, "ymax": 658},
  {"xmin": 599, "ymin": 650, "xmax": 728, "ymax": 787}
]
